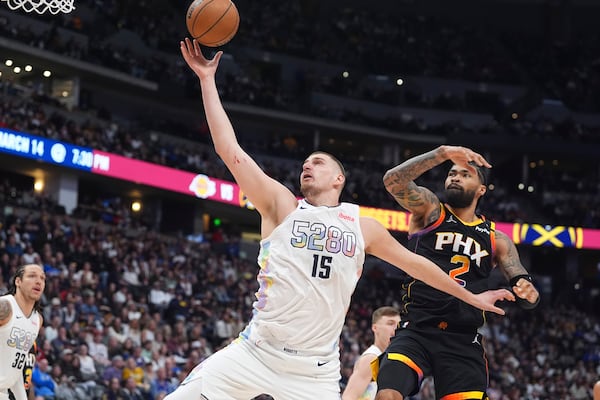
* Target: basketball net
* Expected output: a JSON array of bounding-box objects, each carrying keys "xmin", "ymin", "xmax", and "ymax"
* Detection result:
[{"xmin": 1, "ymin": 0, "xmax": 75, "ymax": 14}]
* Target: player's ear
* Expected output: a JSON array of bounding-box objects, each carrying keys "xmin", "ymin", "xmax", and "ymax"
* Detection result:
[{"xmin": 478, "ymin": 183, "xmax": 487, "ymax": 197}]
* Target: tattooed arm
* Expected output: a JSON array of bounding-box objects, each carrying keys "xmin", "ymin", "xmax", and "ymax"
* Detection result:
[
  {"xmin": 383, "ymin": 145, "xmax": 490, "ymax": 230},
  {"xmin": 495, "ymin": 230, "xmax": 540, "ymax": 305},
  {"xmin": 0, "ymin": 297, "xmax": 13, "ymax": 327}
]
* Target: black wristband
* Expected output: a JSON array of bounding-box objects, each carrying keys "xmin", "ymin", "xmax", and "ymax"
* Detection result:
[
  {"xmin": 509, "ymin": 274, "xmax": 540, "ymax": 309},
  {"xmin": 509, "ymin": 274, "xmax": 533, "ymax": 287}
]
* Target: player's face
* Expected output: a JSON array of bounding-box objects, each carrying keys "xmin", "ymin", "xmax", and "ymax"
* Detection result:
[
  {"xmin": 300, "ymin": 154, "xmax": 343, "ymax": 197},
  {"xmin": 16, "ymin": 264, "xmax": 46, "ymax": 301},
  {"xmin": 444, "ymin": 165, "xmax": 483, "ymax": 208},
  {"xmin": 373, "ymin": 315, "xmax": 401, "ymax": 345}
]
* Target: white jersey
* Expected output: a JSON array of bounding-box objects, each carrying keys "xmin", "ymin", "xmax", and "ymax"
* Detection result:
[
  {"xmin": 0, "ymin": 295, "xmax": 40, "ymax": 389},
  {"xmin": 243, "ymin": 199, "xmax": 365, "ymax": 355},
  {"xmin": 357, "ymin": 345, "xmax": 383, "ymax": 400}
]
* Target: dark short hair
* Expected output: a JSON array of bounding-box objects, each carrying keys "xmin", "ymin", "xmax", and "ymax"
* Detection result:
[{"xmin": 468, "ymin": 161, "xmax": 488, "ymax": 186}]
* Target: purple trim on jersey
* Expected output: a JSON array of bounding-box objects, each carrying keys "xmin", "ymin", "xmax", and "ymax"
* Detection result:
[{"xmin": 407, "ymin": 205, "xmax": 446, "ymax": 241}]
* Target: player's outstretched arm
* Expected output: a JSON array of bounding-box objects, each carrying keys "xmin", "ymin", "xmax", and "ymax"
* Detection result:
[
  {"xmin": 361, "ymin": 217, "xmax": 514, "ymax": 315},
  {"xmin": 342, "ymin": 353, "xmax": 377, "ymax": 400},
  {"xmin": 180, "ymin": 38, "xmax": 297, "ymax": 229}
]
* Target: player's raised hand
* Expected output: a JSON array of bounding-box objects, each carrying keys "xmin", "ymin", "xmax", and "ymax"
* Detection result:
[
  {"xmin": 180, "ymin": 37, "xmax": 223, "ymax": 80},
  {"xmin": 441, "ymin": 145, "xmax": 492, "ymax": 170}
]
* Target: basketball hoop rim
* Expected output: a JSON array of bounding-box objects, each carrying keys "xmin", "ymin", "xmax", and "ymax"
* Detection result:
[{"xmin": 1, "ymin": 0, "xmax": 75, "ymax": 14}]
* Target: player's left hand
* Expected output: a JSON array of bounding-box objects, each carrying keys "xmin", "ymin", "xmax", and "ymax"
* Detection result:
[
  {"xmin": 180, "ymin": 38, "xmax": 223, "ymax": 81},
  {"xmin": 512, "ymin": 277, "xmax": 539, "ymax": 304},
  {"xmin": 474, "ymin": 288, "xmax": 515, "ymax": 315}
]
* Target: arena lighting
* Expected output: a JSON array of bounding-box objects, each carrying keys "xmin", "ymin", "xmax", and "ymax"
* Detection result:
[
  {"xmin": 342, "ymin": 71, "xmax": 349, "ymax": 78},
  {"xmin": 131, "ymin": 201, "xmax": 142, "ymax": 212},
  {"xmin": 396, "ymin": 78, "xmax": 404, "ymax": 86},
  {"xmin": 5, "ymin": 59, "xmax": 13, "ymax": 66},
  {"xmin": 13, "ymin": 67, "xmax": 21, "ymax": 74},
  {"xmin": 528, "ymin": 186, "xmax": 534, "ymax": 193},
  {"xmin": 518, "ymin": 183, "xmax": 525, "ymax": 190},
  {"xmin": 33, "ymin": 179, "xmax": 44, "ymax": 192},
  {"xmin": 25, "ymin": 65, "xmax": 33, "ymax": 72},
  {"xmin": 43, "ymin": 70, "xmax": 52, "ymax": 77}
]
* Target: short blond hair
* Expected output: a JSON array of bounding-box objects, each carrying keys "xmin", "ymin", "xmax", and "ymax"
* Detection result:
[{"xmin": 372, "ymin": 306, "xmax": 400, "ymax": 324}]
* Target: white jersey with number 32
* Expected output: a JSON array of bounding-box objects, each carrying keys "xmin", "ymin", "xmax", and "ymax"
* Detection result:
[
  {"xmin": 246, "ymin": 199, "xmax": 365, "ymax": 354},
  {"xmin": 0, "ymin": 295, "xmax": 39, "ymax": 390}
]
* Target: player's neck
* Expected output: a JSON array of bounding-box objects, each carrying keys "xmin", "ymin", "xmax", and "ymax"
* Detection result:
[
  {"xmin": 14, "ymin": 291, "xmax": 35, "ymax": 317},
  {"xmin": 446, "ymin": 204, "xmax": 478, "ymax": 223},
  {"xmin": 304, "ymin": 193, "xmax": 340, "ymax": 208},
  {"xmin": 373, "ymin": 336, "xmax": 387, "ymax": 352}
]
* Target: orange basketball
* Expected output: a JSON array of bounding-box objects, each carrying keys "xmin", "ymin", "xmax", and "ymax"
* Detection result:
[{"xmin": 186, "ymin": 0, "xmax": 240, "ymax": 47}]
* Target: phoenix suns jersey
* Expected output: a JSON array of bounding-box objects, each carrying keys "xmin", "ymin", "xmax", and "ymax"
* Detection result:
[
  {"xmin": 243, "ymin": 199, "xmax": 365, "ymax": 355},
  {"xmin": 402, "ymin": 204, "xmax": 496, "ymax": 332}
]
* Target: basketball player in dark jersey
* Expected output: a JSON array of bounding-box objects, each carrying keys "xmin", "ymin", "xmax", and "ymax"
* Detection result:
[{"xmin": 375, "ymin": 145, "xmax": 540, "ymax": 400}]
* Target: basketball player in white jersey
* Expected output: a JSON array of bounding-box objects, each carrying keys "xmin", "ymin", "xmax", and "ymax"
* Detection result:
[
  {"xmin": 0, "ymin": 264, "xmax": 45, "ymax": 400},
  {"xmin": 343, "ymin": 307, "xmax": 400, "ymax": 400},
  {"xmin": 174, "ymin": 38, "xmax": 514, "ymax": 400}
]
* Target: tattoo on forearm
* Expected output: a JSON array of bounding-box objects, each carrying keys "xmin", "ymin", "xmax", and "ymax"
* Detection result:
[
  {"xmin": 383, "ymin": 151, "xmax": 439, "ymax": 210},
  {"xmin": 0, "ymin": 299, "xmax": 11, "ymax": 320},
  {"xmin": 389, "ymin": 182, "xmax": 424, "ymax": 206},
  {"xmin": 496, "ymin": 232, "xmax": 527, "ymax": 277},
  {"xmin": 384, "ymin": 150, "xmax": 442, "ymax": 208},
  {"xmin": 384, "ymin": 152, "xmax": 440, "ymax": 185}
]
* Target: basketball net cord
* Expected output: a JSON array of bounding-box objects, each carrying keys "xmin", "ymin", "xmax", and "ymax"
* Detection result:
[{"xmin": 1, "ymin": 0, "xmax": 75, "ymax": 14}]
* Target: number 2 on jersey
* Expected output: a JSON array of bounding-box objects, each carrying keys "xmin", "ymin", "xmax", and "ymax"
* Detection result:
[{"xmin": 449, "ymin": 255, "xmax": 470, "ymax": 287}]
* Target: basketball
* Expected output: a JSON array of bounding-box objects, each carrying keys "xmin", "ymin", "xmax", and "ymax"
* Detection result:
[{"xmin": 186, "ymin": 0, "xmax": 240, "ymax": 47}]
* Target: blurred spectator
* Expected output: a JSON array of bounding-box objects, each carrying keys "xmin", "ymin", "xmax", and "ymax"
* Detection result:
[
  {"xmin": 122, "ymin": 377, "xmax": 146, "ymax": 400},
  {"xmin": 150, "ymin": 367, "xmax": 177, "ymax": 400},
  {"xmin": 77, "ymin": 343, "xmax": 98, "ymax": 381},
  {"xmin": 122, "ymin": 356, "xmax": 144, "ymax": 388},
  {"xmin": 88, "ymin": 328, "xmax": 111, "ymax": 372},
  {"xmin": 101, "ymin": 377, "xmax": 127, "ymax": 400},
  {"xmin": 31, "ymin": 358, "xmax": 56, "ymax": 399},
  {"xmin": 103, "ymin": 355, "xmax": 125, "ymax": 387},
  {"xmin": 44, "ymin": 314, "xmax": 62, "ymax": 343},
  {"xmin": 55, "ymin": 375, "xmax": 88, "ymax": 400}
]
